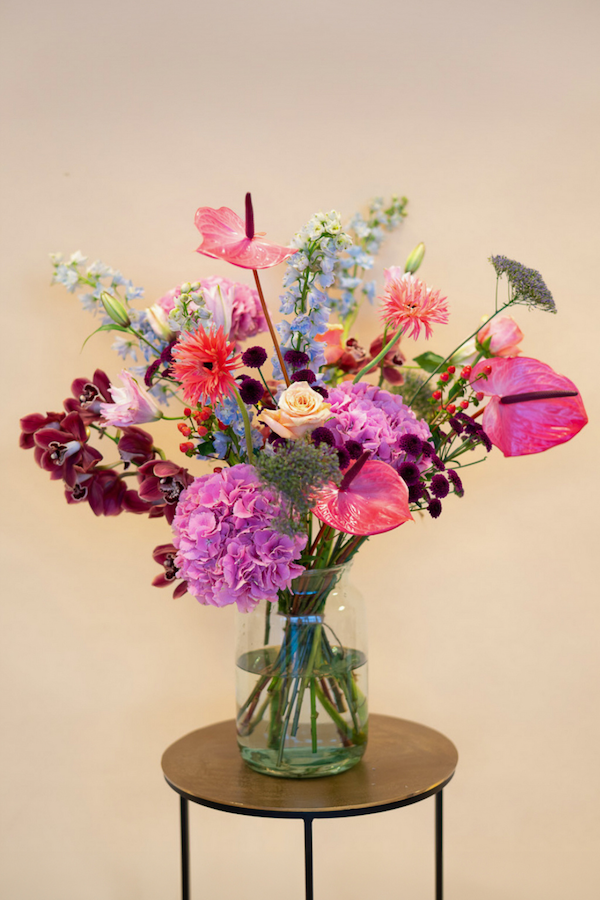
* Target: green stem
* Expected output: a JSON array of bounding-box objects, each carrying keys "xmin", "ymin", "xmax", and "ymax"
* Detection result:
[
  {"xmin": 231, "ymin": 385, "xmax": 254, "ymax": 462},
  {"xmin": 407, "ymin": 303, "xmax": 512, "ymax": 406},
  {"xmin": 353, "ymin": 323, "xmax": 404, "ymax": 383}
]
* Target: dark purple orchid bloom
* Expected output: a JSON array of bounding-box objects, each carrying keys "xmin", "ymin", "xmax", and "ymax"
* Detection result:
[
  {"xmin": 64, "ymin": 369, "xmax": 112, "ymax": 424},
  {"xmin": 137, "ymin": 460, "xmax": 194, "ymax": 523},
  {"xmin": 117, "ymin": 426, "xmax": 156, "ymax": 467},
  {"xmin": 152, "ymin": 543, "xmax": 188, "ymax": 598},
  {"xmin": 33, "ymin": 411, "xmax": 102, "ymax": 487},
  {"xmin": 20, "ymin": 411, "xmax": 65, "ymax": 450}
]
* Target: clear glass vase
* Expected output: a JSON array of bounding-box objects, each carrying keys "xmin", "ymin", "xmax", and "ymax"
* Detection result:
[{"xmin": 235, "ymin": 564, "xmax": 368, "ymax": 778}]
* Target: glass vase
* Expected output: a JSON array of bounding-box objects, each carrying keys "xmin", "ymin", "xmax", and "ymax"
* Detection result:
[{"xmin": 235, "ymin": 564, "xmax": 368, "ymax": 778}]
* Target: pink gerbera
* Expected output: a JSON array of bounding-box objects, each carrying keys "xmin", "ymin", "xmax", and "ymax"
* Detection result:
[
  {"xmin": 380, "ymin": 269, "xmax": 449, "ymax": 340},
  {"xmin": 171, "ymin": 326, "xmax": 242, "ymax": 406}
]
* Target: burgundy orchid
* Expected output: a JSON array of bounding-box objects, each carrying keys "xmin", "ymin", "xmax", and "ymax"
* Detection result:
[
  {"xmin": 64, "ymin": 369, "xmax": 112, "ymax": 424},
  {"xmin": 32, "ymin": 411, "xmax": 102, "ymax": 487},
  {"xmin": 117, "ymin": 426, "xmax": 156, "ymax": 467},
  {"xmin": 137, "ymin": 460, "xmax": 194, "ymax": 523},
  {"xmin": 312, "ymin": 453, "xmax": 414, "ymax": 536},
  {"xmin": 20, "ymin": 411, "xmax": 64, "ymax": 450},
  {"xmin": 471, "ymin": 357, "xmax": 587, "ymax": 456},
  {"xmin": 65, "ymin": 467, "xmax": 152, "ymax": 517},
  {"xmin": 152, "ymin": 543, "xmax": 188, "ymax": 598},
  {"xmin": 360, "ymin": 333, "xmax": 405, "ymax": 385},
  {"xmin": 195, "ymin": 194, "xmax": 297, "ymax": 270}
]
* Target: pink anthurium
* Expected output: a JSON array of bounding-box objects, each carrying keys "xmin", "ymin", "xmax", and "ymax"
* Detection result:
[
  {"xmin": 471, "ymin": 357, "xmax": 587, "ymax": 457},
  {"xmin": 195, "ymin": 193, "xmax": 297, "ymax": 269},
  {"xmin": 312, "ymin": 453, "xmax": 414, "ymax": 536}
]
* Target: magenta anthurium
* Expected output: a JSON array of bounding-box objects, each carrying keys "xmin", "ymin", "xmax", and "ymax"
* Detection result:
[
  {"xmin": 312, "ymin": 453, "xmax": 413, "ymax": 536},
  {"xmin": 471, "ymin": 357, "xmax": 587, "ymax": 456},
  {"xmin": 195, "ymin": 195, "xmax": 297, "ymax": 270}
]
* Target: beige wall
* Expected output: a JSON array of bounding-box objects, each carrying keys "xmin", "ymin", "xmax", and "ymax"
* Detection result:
[{"xmin": 2, "ymin": 0, "xmax": 599, "ymax": 897}]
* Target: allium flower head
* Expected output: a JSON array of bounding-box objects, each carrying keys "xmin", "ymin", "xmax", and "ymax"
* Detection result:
[
  {"xmin": 380, "ymin": 269, "xmax": 449, "ymax": 340},
  {"xmin": 171, "ymin": 326, "xmax": 242, "ymax": 407},
  {"xmin": 490, "ymin": 256, "xmax": 556, "ymax": 313}
]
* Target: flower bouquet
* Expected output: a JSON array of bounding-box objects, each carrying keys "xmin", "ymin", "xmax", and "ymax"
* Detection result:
[{"xmin": 21, "ymin": 194, "xmax": 587, "ymax": 777}]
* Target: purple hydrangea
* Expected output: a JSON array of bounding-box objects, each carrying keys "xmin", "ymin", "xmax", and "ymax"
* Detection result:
[
  {"xmin": 172, "ymin": 464, "xmax": 306, "ymax": 612},
  {"xmin": 325, "ymin": 381, "xmax": 433, "ymax": 474}
]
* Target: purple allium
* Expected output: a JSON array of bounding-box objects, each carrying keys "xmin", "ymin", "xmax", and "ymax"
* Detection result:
[
  {"xmin": 397, "ymin": 461, "xmax": 421, "ymax": 486},
  {"xmin": 430, "ymin": 474, "xmax": 450, "ymax": 498},
  {"xmin": 284, "ymin": 349, "xmax": 310, "ymax": 369},
  {"xmin": 345, "ymin": 439, "xmax": 363, "ymax": 460},
  {"xmin": 242, "ymin": 346, "xmax": 268, "ymax": 368},
  {"xmin": 428, "ymin": 498, "xmax": 442, "ymax": 518},
  {"xmin": 325, "ymin": 381, "xmax": 433, "ymax": 473},
  {"xmin": 172, "ymin": 465, "xmax": 306, "ymax": 612},
  {"xmin": 311, "ymin": 426, "xmax": 336, "ymax": 447},
  {"xmin": 337, "ymin": 447, "xmax": 351, "ymax": 469},
  {"xmin": 239, "ymin": 377, "xmax": 264, "ymax": 405},
  {"xmin": 398, "ymin": 433, "xmax": 423, "ymax": 455},
  {"xmin": 448, "ymin": 469, "xmax": 464, "ymax": 497},
  {"xmin": 291, "ymin": 368, "xmax": 316, "ymax": 385}
]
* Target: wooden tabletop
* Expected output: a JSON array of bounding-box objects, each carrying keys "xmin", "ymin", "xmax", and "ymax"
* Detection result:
[{"xmin": 161, "ymin": 714, "xmax": 458, "ymax": 819}]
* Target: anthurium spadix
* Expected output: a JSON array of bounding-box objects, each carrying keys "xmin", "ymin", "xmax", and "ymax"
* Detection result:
[
  {"xmin": 312, "ymin": 453, "xmax": 413, "ymax": 536},
  {"xmin": 471, "ymin": 356, "xmax": 587, "ymax": 457}
]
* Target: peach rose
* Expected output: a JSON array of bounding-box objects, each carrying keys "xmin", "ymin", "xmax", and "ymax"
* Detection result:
[{"xmin": 260, "ymin": 381, "xmax": 331, "ymax": 440}]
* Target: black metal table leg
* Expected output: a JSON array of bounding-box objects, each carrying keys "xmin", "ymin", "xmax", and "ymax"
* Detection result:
[
  {"xmin": 435, "ymin": 790, "xmax": 443, "ymax": 900},
  {"xmin": 181, "ymin": 795, "xmax": 190, "ymax": 900},
  {"xmin": 304, "ymin": 816, "xmax": 314, "ymax": 900}
]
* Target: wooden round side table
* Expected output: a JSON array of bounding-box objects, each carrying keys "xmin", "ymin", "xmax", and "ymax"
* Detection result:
[{"xmin": 162, "ymin": 713, "xmax": 458, "ymax": 900}]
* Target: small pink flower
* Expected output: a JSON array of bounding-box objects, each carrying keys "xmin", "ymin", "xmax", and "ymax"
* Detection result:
[
  {"xmin": 477, "ymin": 316, "xmax": 524, "ymax": 357},
  {"xmin": 471, "ymin": 356, "xmax": 587, "ymax": 456},
  {"xmin": 381, "ymin": 268, "xmax": 449, "ymax": 340},
  {"xmin": 100, "ymin": 370, "xmax": 162, "ymax": 427},
  {"xmin": 195, "ymin": 195, "xmax": 297, "ymax": 270}
]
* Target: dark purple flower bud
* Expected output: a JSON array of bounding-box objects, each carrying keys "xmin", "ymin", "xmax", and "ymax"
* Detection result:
[
  {"xmin": 398, "ymin": 433, "xmax": 423, "ymax": 455},
  {"xmin": 478, "ymin": 429, "xmax": 493, "ymax": 453},
  {"xmin": 448, "ymin": 469, "xmax": 464, "ymax": 497},
  {"xmin": 344, "ymin": 440, "xmax": 363, "ymax": 460},
  {"xmin": 397, "ymin": 461, "xmax": 421, "ymax": 486},
  {"xmin": 242, "ymin": 346, "xmax": 268, "ymax": 368},
  {"xmin": 312, "ymin": 385, "xmax": 329, "ymax": 399},
  {"xmin": 239, "ymin": 377, "xmax": 264, "ymax": 405},
  {"xmin": 428, "ymin": 498, "xmax": 442, "ymax": 518},
  {"xmin": 408, "ymin": 483, "xmax": 425, "ymax": 503},
  {"xmin": 291, "ymin": 368, "xmax": 316, "ymax": 385},
  {"xmin": 448, "ymin": 417, "xmax": 464, "ymax": 434},
  {"xmin": 431, "ymin": 474, "xmax": 450, "ymax": 498},
  {"xmin": 337, "ymin": 447, "xmax": 351, "ymax": 469},
  {"xmin": 144, "ymin": 358, "xmax": 162, "ymax": 387},
  {"xmin": 284, "ymin": 349, "xmax": 310, "ymax": 369},
  {"xmin": 431, "ymin": 455, "xmax": 446, "ymax": 471},
  {"xmin": 420, "ymin": 442, "xmax": 435, "ymax": 458},
  {"xmin": 311, "ymin": 427, "xmax": 336, "ymax": 447}
]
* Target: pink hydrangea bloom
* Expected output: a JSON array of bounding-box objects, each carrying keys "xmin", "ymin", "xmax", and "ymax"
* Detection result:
[
  {"xmin": 200, "ymin": 275, "xmax": 267, "ymax": 344},
  {"xmin": 172, "ymin": 464, "xmax": 307, "ymax": 612},
  {"xmin": 325, "ymin": 381, "xmax": 433, "ymax": 472}
]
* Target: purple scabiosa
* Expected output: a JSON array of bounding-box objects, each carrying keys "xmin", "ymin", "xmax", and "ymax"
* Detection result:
[
  {"xmin": 398, "ymin": 433, "xmax": 423, "ymax": 455},
  {"xmin": 431, "ymin": 455, "xmax": 446, "ymax": 471},
  {"xmin": 448, "ymin": 417, "xmax": 464, "ymax": 435},
  {"xmin": 284, "ymin": 349, "xmax": 310, "ymax": 370},
  {"xmin": 345, "ymin": 439, "xmax": 363, "ymax": 460},
  {"xmin": 242, "ymin": 345, "xmax": 268, "ymax": 369},
  {"xmin": 408, "ymin": 482, "xmax": 425, "ymax": 503},
  {"xmin": 172, "ymin": 464, "xmax": 307, "ymax": 612},
  {"xmin": 448, "ymin": 469, "xmax": 464, "ymax": 497},
  {"xmin": 397, "ymin": 461, "xmax": 421, "ymax": 486},
  {"xmin": 312, "ymin": 385, "xmax": 329, "ymax": 399},
  {"xmin": 430, "ymin": 474, "xmax": 450, "ymax": 498},
  {"xmin": 239, "ymin": 378, "xmax": 264, "ymax": 406},
  {"xmin": 428, "ymin": 498, "xmax": 442, "ymax": 518},
  {"xmin": 291, "ymin": 368, "xmax": 316, "ymax": 385},
  {"xmin": 337, "ymin": 446, "xmax": 351, "ymax": 469},
  {"xmin": 311, "ymin": 426, "xmax": 336, "ymax": 448}
]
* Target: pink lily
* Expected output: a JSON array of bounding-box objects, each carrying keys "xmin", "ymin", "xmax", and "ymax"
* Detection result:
[
  {"xmin": 195, "ymin": 194, "xmax": 297, "ymax": 270},
  {"xmin": 100, "ymin": 370, "xmax": 162, "ymax": 427},
  {"xmin": 312, "ymin": 453, "xmax": 414, "ymax": 536},
  {"xmin": 471, "ymin": 357, "xmax": 587, "ymax": 456}
]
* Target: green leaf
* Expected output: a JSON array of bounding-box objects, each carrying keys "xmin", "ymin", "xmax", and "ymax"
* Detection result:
[
  {"xmin": 81, "ymin": 323, "xmax": 130, "ymax": 351},
  {"xmin": 413, "ymin": 351, "xmax": 445, "ymax": 374}
]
